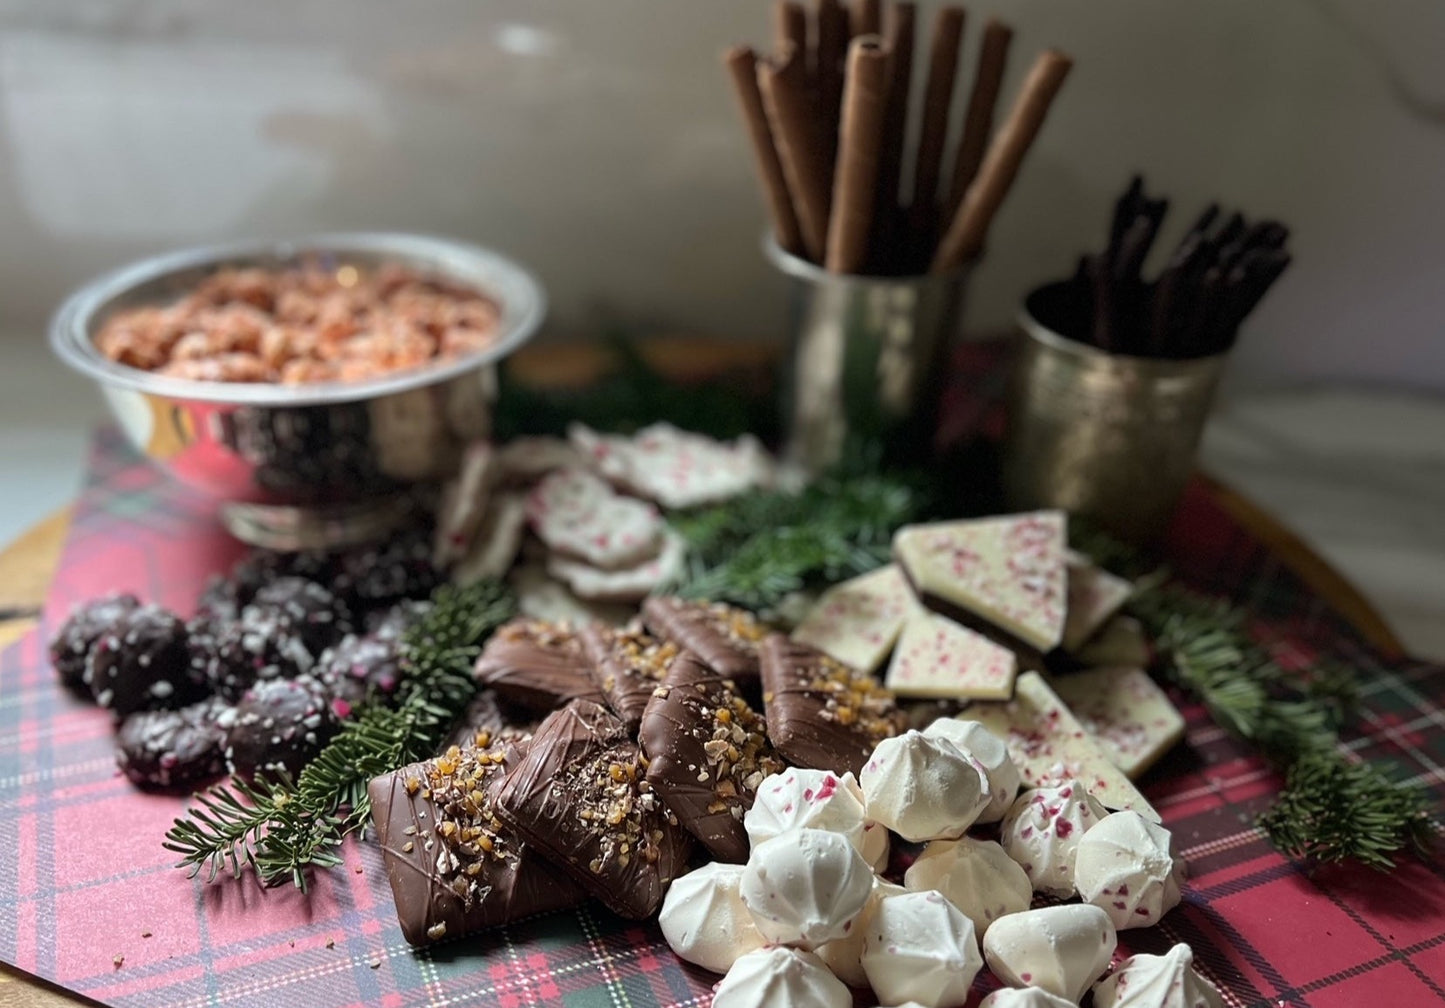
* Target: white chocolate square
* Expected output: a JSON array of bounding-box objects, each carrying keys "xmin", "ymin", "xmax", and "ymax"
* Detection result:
[
  {"xmin": 1062, "ymin": 553, "xmax": 1134, "ymax": 653},
  {"xmin": 791, "ymin": 564, "xmax": 920, "ymax": 673},
  {"xmin": 884, "ymin": 611, "xmax": 1018, "ymax": 700},
  {"xmin": 1051, "ymin": 666, "xmax": 1185, "ymax": 779}
]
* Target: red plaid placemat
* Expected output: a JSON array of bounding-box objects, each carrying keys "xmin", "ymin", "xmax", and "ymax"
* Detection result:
[{"xmin": 2, "ymin": 426, "xmax": 1443, "ymax": 1008}]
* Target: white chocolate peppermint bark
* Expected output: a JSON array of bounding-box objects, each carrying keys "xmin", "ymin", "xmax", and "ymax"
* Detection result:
[
  {"xmin": 525, "ymin": 467, "xmax": 664, "ymax": 568},
  {"xmin": 885, "ymin": 611, "xmax": 1018, "ymax": 700},
  {"xmin": 893, "ymin": 511, "xmax": 1068, "ymax": 652},
  {"xmin": 1052, "ymin": 667, "xmax": 1185, "ymax": 779},
  {"xmin": 1062, "ymin": 552, "xmax": 1134, "ymax": 653},
  {"xmin": 790, "ymin": 564, "xmax": 919, "ymax": 673},
  {"xmin": 433, "ymin": 440, "xmax": 496, "ymax": 568},
  {"xmin": 965, "ymin": 672, "xmax": 1159, "ymax": 821},
  {"xmin": 546, "ymin": 531, "xmax": 686, "ymax": 603},
  {"xmin": 493, "ymin": 436, "xmax": 588, "ymax": 483},
  {"xmin": 450, "ymin": 492, "xmax": 527, "ymax": 586},
  {"xmin": 568, "ymin": 422, "xmax": 773, "ymax": 509}
]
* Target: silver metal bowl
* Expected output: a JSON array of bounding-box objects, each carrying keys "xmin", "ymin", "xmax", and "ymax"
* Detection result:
[{"xmin": 50, "ymin": 232, "xmax": 545, "ymax": 550}]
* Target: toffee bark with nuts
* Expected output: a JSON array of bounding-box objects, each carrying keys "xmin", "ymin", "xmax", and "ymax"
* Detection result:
[
  {"xmin": 641, "ymin": 597, "xmax": 769, "ymax": 684},
  {"xmin": 473, "ymin": 618, "xmax": 602, "ymax": 712},
  {"xmin": 580, "ymin": 624, "xmax": 680, "ymax": 733}
]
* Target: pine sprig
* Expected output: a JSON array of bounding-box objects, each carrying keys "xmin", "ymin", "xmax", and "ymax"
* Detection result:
[{"xmin": 164, "ymin": 579, "xmax": 516, "ymax": 890}]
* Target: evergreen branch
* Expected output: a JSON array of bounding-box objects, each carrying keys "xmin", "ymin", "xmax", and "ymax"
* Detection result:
[{"xmin": 164, "ymin": 580, "xmax": 516, "ymax": 890}]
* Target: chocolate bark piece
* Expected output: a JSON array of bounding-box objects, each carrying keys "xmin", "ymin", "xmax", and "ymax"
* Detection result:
[
  {"xmin": 638, "ymin": 651, "xmax": 785, "ymax": 862},
  {"xmin": 369, "ymin": 740, "xmax": 584, "ymax": 946},
  {"xmin": 580, "ymin": 625, "xmax": 680, "ymax": 733},
  {"xmin": 87, "ymin": 604, "xmax": 210, "ymax": 716},
  {"xmin": 314, "ymin": 633, "xmax": 403, "ymax": 713},
  {"xmin": 250, "ymin": 577, "xmax": 353, "ymax": 656},
  {"xmin": 439, "ymin": 689, "xmax": 539, "ymax": 754},
  {"xmin": 758, "ymin": 634, "xmax": 905, "ymax": 777},
  {"xmin": 491, "ymin": 699, "xmax": 692, "ymax": 919},
  {"xmin": 641, "ymin": 597, "xmax": 769, "ymax": 683},
  {"xmin": 473, "ymin": 618, "xmax": 602, "ymax": 712},
  {"xmin": 224, "ymin": 674, "xmax": 340, "ymax": 777},
  {"xmin": 116, "ymin": 697, "xmax": 230, "ymax": 791},
  {"xmin": 49, "ymin": 592, "xmax": 141, "ymax": 696}
]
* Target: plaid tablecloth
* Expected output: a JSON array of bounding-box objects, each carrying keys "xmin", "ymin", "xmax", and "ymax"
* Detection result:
[{"xmin": 2, "ymin": 426, "xmax": 1442, "ymax": 1008}]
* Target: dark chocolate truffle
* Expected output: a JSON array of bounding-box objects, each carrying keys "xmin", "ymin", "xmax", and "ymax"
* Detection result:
[
  {"xmin": 491, "ymin": 699, "xmax": 692, "ymax": 919},
  {"xmin": 49, "ymin": 592, "xmax": 140, "ymax": 696},
  {"xmin": 638, "ymin": 651, "xmax": 785, "ymax": 863},
  {"xmin": 369, "ymin": 739, "xmax": 583, "ymax": 946},
  {"xmin": 86, "ymin": 604, "xmax": 210, "ymax": 716},
  {"xmin": 334, "ymin": 530, "xmax": 439, "ymax": 608},
  {"xmin": 116, "ymin": 697, "xmax": 230, "ymax": 791},
  {"xmin": 205, "ymin": 608, "xmax": 315, "ymax": 701},
  {"xmin": 249, "ymin": 577, "xmax": 352, "ymax": 656},
  {"xmin": 224, "ymin": 674, "xmax": 339, "ymax": 777},
  {"xmin": 314, "ymin": 633, "xmax": 403, "ymax": 714}
]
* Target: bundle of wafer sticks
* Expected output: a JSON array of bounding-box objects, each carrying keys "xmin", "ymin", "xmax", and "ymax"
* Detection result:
[
  {"xmin": 1058, "ymin": 175, "xmax": 1293, "ymax": 359},
  {"xmin": 724, "ymin": 0, "xmax": 1072, "ymax": 276}
]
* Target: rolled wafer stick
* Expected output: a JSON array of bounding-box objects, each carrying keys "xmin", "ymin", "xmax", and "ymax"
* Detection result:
[
  {"xmin": 826, "ymin": 36, "xmax": 893, "ymax": 274},
  {"xmin": 814, "ymin": 0, "xmax": 849, "ymax": 163},
  {"xmin": 850, "ymin": 0, "xmax": 880, "ymax": 38},
  {"xmin": 932, "ymin": 48, "xmax": 1073, "ymax": 272},
  {"xmin": 775, "ymin": 1, "xmax": 807, "ymax": 60},
  {"xmin": 723, "ymin": 45, "xmax": 806, "ymax": 256},
  {"xmin": 946, "ymin": 19, "xmax": 1014, "ymax": 215},
  {"xmin": 909, "ymin": 6, "xmax": 966, "ymax": 234},
  {"xmin": 873, "ymin": 1, "xmax": 916, "ymax": 268},
  {"xmin": 757, "ymin": 42, "xmax": 834, "ymax": 262}
]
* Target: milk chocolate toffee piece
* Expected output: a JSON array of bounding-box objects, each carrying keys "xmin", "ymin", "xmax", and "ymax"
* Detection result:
[
  {"xmin": 368, "ymin": 740, "xmax": 583, "ymax": 946},
  {"xmin": 758, "ymin": 634, "xmax": 905, "ymax": 776},
  {"xmin": 473, "ymin": 618, "xmax": 602, "ymax": 713},
  {"xmin": 641, "ymin": 597, "xmax": 768, "ymax": 683},
  {"xmin": 491, "ymin": 700, "xmax": 693, "ymax": 919},
  {"xmin": 639, "ymin": 651, "xmax": 786, "ymax": 863},
  {"xmin": 579, "ymin": 624, "xmax": 679, "ymax": 733},
  {"xmin": 438, "ymin": 688, "xmax": 538, "ymax": 755}
]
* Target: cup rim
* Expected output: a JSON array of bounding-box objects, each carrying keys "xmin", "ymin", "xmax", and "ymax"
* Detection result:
[
  {"xmin": 1019, "ymin": 280, "xmax": 1227, "ymax": 371},
  {"xmin": 761, "ymin": 233, "xmax": 972, "ymax": 286}
]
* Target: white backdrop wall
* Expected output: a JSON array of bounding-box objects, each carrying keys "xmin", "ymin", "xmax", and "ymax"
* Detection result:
[{"xmin": 0, "ymin": 0, "xmax": 1441, "ymax": 390}]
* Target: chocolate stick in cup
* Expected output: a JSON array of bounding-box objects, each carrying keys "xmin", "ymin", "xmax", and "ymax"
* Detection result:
[
  {"xmin": 932, "ymin": 48, "xmax": 1073, "ymax": 272},
  {"xmin": 850, "ymin": 0, "xmax": 881, "ymax": 38},
  {"xmin": 909, "ymin": 6, "xmax": 966, "ymax": 239},
  {"xmin": 825, "ymin": 36, "xmax": 893, "ymax": 274},
  {"xmin": 723, "ymin": 45, "xmax": 807, "ymax": 257},
  {"xmin": 946, "ymin": 18, "xmax": 1014, "ymax": 216},
  {"xmin": 814, "ymin": 0, "xmax": 850, "ymax": 164},
  {"xmin": 775, "ymin": 1, "xmax": 808, "ymax": 59},
  {"xmin": 757, "ymin": 41, "xmax": 835, "ymax": 262},
  {"xmin": 873, "ymin": 1, "xmax": 916, "ymax": 268}
]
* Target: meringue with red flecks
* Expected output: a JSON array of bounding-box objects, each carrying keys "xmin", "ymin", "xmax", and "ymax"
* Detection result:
[
  {"xmin": 739, "ymin": 828, "xmax": 874, "ymax": 950},
  {"xmin": 859, "ymin": 730, "xmax": 990, "ymax": 842},
  {"xmin": 711, "ymin": 946, "xmax": 852, "ymax": 1008},
  {"xmin": 1092, "ymin": 943, "xmax": 1224, "ymax": 1008},
  {"xmin": 920, "ymin": 716, "xmax": 1022, "ymax": 822},
  {"xmin": 657, "ymin": 862, "xmax": 765, "ymax": 974},
  {"xmin": 743, "ymin": 768, "xmax": 889, "ymax": 871},
  {"xmin": 999, "ymin": 782, "xmax": 1107, "ymax": 896},
  {"xmin": 860, "ymin": 890, "xmax": 983, "ymax": 1008},
  {"xmin": 983, "ymin": 904, "xmax": 1118, "ymax": 1003},
  {"xmin": 1075, "ymin": 810, "xmax": 1185, "ymax": 930}
]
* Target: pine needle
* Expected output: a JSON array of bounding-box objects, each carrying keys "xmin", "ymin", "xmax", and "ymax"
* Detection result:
[{"xmin": 164, "ymin": 579, "xmax": 515, "ymax": 890}]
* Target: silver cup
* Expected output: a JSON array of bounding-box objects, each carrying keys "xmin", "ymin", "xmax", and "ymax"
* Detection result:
[
  {"xmin": 765, "ymin": 238, "xmax": 970, "ymax": 472},
  {"xmin": 1002, "ymin": 282, "xmax": 1227, "ymax": 544}
]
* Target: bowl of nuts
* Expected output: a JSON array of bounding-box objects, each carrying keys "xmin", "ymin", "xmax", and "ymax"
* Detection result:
[{"xmin": 50, "ymin": 232, "xmax": 545, "ymax": 550}]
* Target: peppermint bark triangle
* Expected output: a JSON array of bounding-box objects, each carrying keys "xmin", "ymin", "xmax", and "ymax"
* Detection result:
[
  {"xmin": 885, "ymin": 611, "xmax": 1018, "ymax": 700},
  {"xmin": 893, "ymin": 511, "xmax": 1068, "ymax": 652}
]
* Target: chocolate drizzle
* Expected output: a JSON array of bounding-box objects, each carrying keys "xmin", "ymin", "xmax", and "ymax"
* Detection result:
[
  {"xmin": 580, "ymin": 625, "xmax": 679, "ymax": 733},
  {"xmin": 473, "ymin": 619, "xmax": 602, "ymax": 712},
  {"xmin": 642, "ymin": 597, "xmax": 768, "ymax": 683}
]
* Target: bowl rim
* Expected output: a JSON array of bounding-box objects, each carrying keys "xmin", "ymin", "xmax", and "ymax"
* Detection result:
[{"xmin": 48, "ymin": 231, "xmax": 547, "ymax": 406}]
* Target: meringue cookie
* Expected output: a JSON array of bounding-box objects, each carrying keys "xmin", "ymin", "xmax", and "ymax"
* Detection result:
[
  {"xmin": 860, "ymin": 890, "xmax": 983, "ymax": 1008},
  {"xmin": 1092, "ymin": 943, "xmax": 1224, "ymax": 1008},
  {"xmin": 921, "ymin": 717, "xmax": 1021, "ymax": 822},
  {"xmin": 983, "ymin": 904, "xmax": 1117, "ymax": 1003},
  {"xmin": 979, "ymin": 988, "xmax": 1079, "ymax": 1008},
  {"xmin": 1075, "ymin": 810, "xmax": 1184, "ymax": 930},
  {"xmin": 712, "ymin": 946, "xmax": 852, "ymax": 1008},
  {"xmin": 740, "ymin": 828, "xmax": 875, "ymax": 950},
  {"xmin": 1000, "ymin": 782, "xmax": 1107, "ymax": 896},
  {"xmin": 815, "ymin": 878, "xmax": 909, "ymax": 988},
  {"xmin": 904, "ymin": 836, "xmax": 1032, "ymax": 937},
  {"xmin": 860, "ymin": 730, "xmax": 989, "ymax": 842},
  {"xmin": 657, "ymin": 862, "xmax": 765, "ymax": 973},
  {"xmin": 745, "ymin": 769, "xmax": 889, "ymax": 871}
]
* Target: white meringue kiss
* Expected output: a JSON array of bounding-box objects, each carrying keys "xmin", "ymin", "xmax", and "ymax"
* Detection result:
[
  {"xmin": 1000, "ymin": 782, "xmax": 1107, "ymax": 896},
  {"xmin": 815, "ymin": 877, "xmax": 909, "ymax": 988},
  {"xmin": 903, "ymin": 836, "xmax": 1032, "ymax": 937},
  {"xmin": 1092, "ymin": 943, "xmax": 1224, "ymax": 1008},
  {"xmin": 1075, "ymin": 810, "xmax": 1184, "ymax": 930},
  {"xmin": 657, "ymin": 862, "xmax": 765, "ymax": 974},
  {"xmin": 744, "ymin": 768, "xmax": 889, "ymax": 871},
  {"xmin": 860, "ymin": 730, "xmax": 989, "ymax": 842},
  {"xmin": 712, "ymin": 946, "xmax": 852, "ymax": 1008},
  {"xmin": 861, "ymin": 890, "xmax": 983, "ymax": 1008},
  {"xmin": 921, "ymin": 717, "xmax": 1022, "ymax": 822},
  {"xmin": 983, "ymin": 904, "xmax": 1117, "ymax": 1003},
  {"xmin": 740, "ymin": 828, "xmax": 874, "ymax": 950},
  {"xmin": 978, "ymin": 988, "xmax": 1078, "ymax": 1008}
]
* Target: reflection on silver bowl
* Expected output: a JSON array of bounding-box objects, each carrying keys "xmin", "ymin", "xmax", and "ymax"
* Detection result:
[{"xmin": 49, "ymin": 233, "xmax": 545, "ymax": 550}]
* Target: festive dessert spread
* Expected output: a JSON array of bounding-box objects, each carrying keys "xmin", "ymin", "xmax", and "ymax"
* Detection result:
[{"xmin": 95, "ymin": 263, "xmax": 502, "ymax": 384}]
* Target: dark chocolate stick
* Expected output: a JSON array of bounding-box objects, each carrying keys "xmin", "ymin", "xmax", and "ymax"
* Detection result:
[
  {"xmin": 758, "ymin": 42, "xmax": 834, "ymax": 262},
  {"xmin": 814, "ymin": 0, "xmax": 849, "ymax": 166},
  {"xmin": 873, "ymin": 1, "xmax": 917, "ymax": 270},
  {"xmin": 909, "ymin": 6, "xmax": 966, "ymax": 237},
  {"xmin": 827, "ymin": 35, "xmax": 893, "ymax": 274},
  {"xmin": 850, "ymin": 0, "xmax": 881, "ymax": 38},
  {"xmin": 723, "ymin": 46, "xmax": 807, "ymax": 256},
  {"xmin": 946, "ymin": 18, "xmax": 1014, "ymax": 216},
  {"xmin": 473, "ymin": 618, "xmax": 601, "ymax": 713},
  {"xmin": 641, "ymin": 597, "xmax": 768, "ymax": 683}
]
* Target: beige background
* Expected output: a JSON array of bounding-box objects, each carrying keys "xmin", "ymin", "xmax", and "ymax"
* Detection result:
[{"xmin": 0, "ymin": 0, "xmax": 1441, "ymax": 390}]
